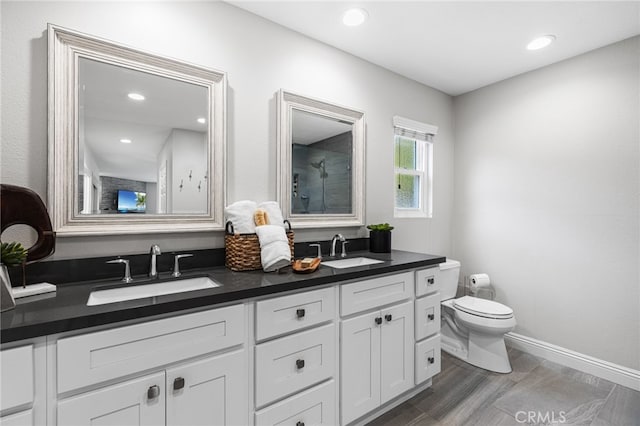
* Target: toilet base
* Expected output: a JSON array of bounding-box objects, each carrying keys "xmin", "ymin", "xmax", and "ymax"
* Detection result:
[
  {"xmin": 441, "ymin": 324, "xmax": 512, "ymax": 374},
  {"xmin": 467, "ymin": 330, "xmax": 512, "ymax": 373}
]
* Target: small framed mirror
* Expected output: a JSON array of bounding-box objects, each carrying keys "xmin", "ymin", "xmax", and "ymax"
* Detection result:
[
  {"xmin": 277, "ymin": 90, "xmax": 365, "ymax": 228},
  {"xmin": 48, "ymin": 24, "xmax": 226, "ymax": 236}
]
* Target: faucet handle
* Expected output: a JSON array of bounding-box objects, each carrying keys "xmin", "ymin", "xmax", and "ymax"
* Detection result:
[
  {"xmin": 106, "ymin": 258, "xmax": 133, "ymax": 283},
  {"xmin": 340, "ymin": 240, "xmax": 350, "ymax": 258},
  {"xmin": 308, "ymin": 243, "xmax": 322, "ymax": 259},
  {"xmin": 172, "ymin": 254, "xmax": 193, "ymax": 278}
]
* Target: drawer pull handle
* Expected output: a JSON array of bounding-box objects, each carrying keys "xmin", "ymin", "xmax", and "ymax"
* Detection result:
[
  {"xmin": 385, "ymin": 314, "xmax": 393, "ymax": 322},
  {"xmin": 296, "ymin": 308, "xmax": 306, "ymax": 318},
  {"xmin": 173, "ymin": 377, "xmax": 185, "ymax": 391},
  {"xmin": 375, "ymin": 317, "xmax": 382, "ymax": 325},
  {"xmin": 296, "ymin": 422, "xmax": 305, "ymax": 426},
  {"xmin": 428, "ymin": 314, "xmax": 435, "ymax": 320},
  {"xmin": 147, "ymin": 385, "xmax": 160, "ymax": 400},
  {"xmin": 296, "ymin": 359, "xmax": 305, "ymax": 369},
  {"xmin": 428, "ymin": 357, "xmax": 435, "ymax": 364},
  {"xmin": 427, "ymin": 277, "xmax": 435, "ymax": 285}
]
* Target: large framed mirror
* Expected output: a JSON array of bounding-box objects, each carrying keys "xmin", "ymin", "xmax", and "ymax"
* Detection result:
[
  {"xmin": 48, "ymin": 24, "xmax": 226, "ymax": 236},
  {"xmin": 277, "ymin": 90, "xmax": 365, "ymax": 228}
]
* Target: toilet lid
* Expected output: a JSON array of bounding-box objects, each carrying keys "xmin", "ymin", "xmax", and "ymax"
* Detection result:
[{"xmin": 453, "ymin": 296, "xmax": 513, "ymax": 319}]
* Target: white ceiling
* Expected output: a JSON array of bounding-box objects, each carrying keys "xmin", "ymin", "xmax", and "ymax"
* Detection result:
[{"xmin": 230, "ymin": 1, "xmax": 640, "ymax": 95}]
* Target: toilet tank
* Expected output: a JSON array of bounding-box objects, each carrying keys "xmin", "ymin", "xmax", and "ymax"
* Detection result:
[{"xmin": 439, "ymin": 259, "xmax": 461, "ymax": 300}]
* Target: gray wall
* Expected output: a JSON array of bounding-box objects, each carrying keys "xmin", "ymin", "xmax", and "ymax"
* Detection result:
[
  {"xmin": 0, "ymin": 1, "xmax": 454, "ymax": 259},
  {"xmin": 453, "ymin": 37, "xmax": 640, "ymax": 369}
]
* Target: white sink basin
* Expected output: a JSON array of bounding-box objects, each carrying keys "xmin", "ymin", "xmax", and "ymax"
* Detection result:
[
  {"xmin": 87, "ymin": 276, "xmax": 221, "ymax": 306},
  {"xmin": 323, "ymin": 257, "xmax": 385, "ymax": 269}
]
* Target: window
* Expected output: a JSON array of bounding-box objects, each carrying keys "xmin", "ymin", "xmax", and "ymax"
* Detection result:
[{"xmin": 393, "ymin": 116, "xmax": 437, "ymax": 218}]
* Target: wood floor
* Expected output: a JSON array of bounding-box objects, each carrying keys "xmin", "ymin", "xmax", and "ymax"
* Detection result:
[{"xmin": 367, "ymin": 347, "xmax": 640, "ymax": 426}]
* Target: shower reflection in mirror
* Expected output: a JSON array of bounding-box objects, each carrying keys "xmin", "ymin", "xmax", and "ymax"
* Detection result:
[{"xmin": 291, "ymin": 109, "xmax": 353, "ymax": 214}]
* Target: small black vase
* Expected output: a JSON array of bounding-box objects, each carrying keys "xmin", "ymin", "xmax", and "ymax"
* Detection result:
[{"xmin": 369, "ymin": 230, "xmax": 392, "ymax": 253}]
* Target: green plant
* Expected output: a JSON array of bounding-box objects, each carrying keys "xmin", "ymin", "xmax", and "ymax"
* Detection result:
[
  {"xmin": 366, "ymin": 223, "xmax": 394, "ymax": 232},
  {"xmin": 1, "ymin": 242, "xmax": 28, "ymax": 267}
]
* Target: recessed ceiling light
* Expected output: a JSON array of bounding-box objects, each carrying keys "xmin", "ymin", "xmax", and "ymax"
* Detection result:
[
  {"xmin": 120, "ymin": 138, "xmax": 132, "ymax": 144},
  {"xmin": 127, "ymin": 93, "xmax": 145, "ymax": 101},
  {"xmin": 342, "ymin": 8, "xmax": 368, "ymax": 27},
  {"xmin": 197, "ymin": 117, "xmax": 206, "ymax": 124},
  {"xmin": 527, "ymin": 35, "xmax": 556, "ymax": 51}
]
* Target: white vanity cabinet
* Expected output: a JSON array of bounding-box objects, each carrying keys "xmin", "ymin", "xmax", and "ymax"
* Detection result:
[
  {"xmin": 57, "ymin": 349, "xmax": 246, "ymax": 426},
  {"xmin": 414, "ymin": 268, "xmax": 442, "ymax": 384},
  {"xmin": 0, "ymin": 340, "xmax": 45, "ymax": 426},
  {"xmin": 340, "ymin": 273, "xmax": 415, "ymax": 425},
  {"xmin": 53, "ymin": 304, "xmax": 248, "ymax": 426},
  {"xmin": 254, "ymin": 286, "xmax": 337, "ymax": 426}
]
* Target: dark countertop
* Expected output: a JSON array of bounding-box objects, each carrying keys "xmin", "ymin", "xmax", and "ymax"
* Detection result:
[{"xmin": 1, "ymin": 250, "xmax": 445, "ymax": 343}]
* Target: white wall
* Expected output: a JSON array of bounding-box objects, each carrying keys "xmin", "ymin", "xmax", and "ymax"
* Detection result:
[
  {"xmin": 453, "ymin": 37, "xmax": 639, "ymax": 370},
  {"xmin": 0, "ymin": 1, "xmax": 454, "ymax": 259}
]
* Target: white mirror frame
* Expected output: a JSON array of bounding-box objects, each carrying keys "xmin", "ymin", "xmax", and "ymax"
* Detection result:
[
  {"xmin": 48, "ymin": 24, "xmax": 226, "ymax": 236},
  {"xmin": 277, "ymin": 90, "xmax": 365, "ymax": 228}
]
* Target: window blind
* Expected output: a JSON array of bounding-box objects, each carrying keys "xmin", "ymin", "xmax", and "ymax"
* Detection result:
[{"xmin": 393, "ymin": 116, "xmax": 438, "ymax": 142}]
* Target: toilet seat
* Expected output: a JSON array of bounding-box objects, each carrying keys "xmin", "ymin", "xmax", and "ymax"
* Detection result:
[{"xmin": 453, "ymin": 296, "xmax": 513, "ymax": 319}]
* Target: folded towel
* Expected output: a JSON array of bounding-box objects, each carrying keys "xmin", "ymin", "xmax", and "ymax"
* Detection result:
[
  {"xmin": 255, "ymin": 225, "xmax": 291, "ymax": 272},
  {"xmin": 225, "ymin": 200, "xmax": 257, "ymax": 234},
  {"xmin": 258, "ymin": 201, "xmax": 285, "ymax": 228}
]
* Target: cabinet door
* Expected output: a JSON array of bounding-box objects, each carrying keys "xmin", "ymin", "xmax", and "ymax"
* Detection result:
[
  {"xmin": 0, "ymin": 409, "xmax": 32, "ymax": 426},
  {"xmin": 340, "ymin": 311, "xmax": 380, "ymax": 425},
  {"xmin": 381, "ymin": 300, "xmax": 414, "ymax": 404},
  {"xmin": 57, "ymin": 372, "xmax": 165, "ymax": 426},
  {"xmin": 166, "ymin": 349, "xmax": 247, "ymax": 426}
]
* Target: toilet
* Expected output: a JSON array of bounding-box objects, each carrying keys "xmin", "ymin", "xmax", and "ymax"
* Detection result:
[{"xmin": 438, "ymin": 259, "xmax": 516, "ymax": 373}]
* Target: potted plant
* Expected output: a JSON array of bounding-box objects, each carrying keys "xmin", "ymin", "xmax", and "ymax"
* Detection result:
[
  {"xmin": 367, "ymin": 223, "xmax": 394, "ymax": 253},
  {"xmin": 1, "ymin": 241, "xmax": 28, "ymax": 312}
]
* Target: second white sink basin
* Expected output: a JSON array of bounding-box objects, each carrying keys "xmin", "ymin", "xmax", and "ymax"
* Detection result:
[
  {"xmin": 323, "ymin": 257, "xmax": 384, "ymax": 269},
  {"xmin": 87, "ymin": 276, "xmax": 221, "ymax": 306}
]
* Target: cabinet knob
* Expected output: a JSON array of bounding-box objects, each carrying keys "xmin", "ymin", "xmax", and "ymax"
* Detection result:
[
  {"xmin": 375, "ymin": 317, "xmax": 382, "ymax": 325},
  {"xmin": 427, "ymin": 277, "xmax": 435, "ymax": 285},
  {"xmin": 428, "ymin": 357, "xmax": 435, "ymax": 364},
  {"xmin": 385, "ymin": 314, "xmax": 393, "ymax": 322},
  {"xmin": 173, "ymin": 377, "xmax": 185, "ymax": 391},
  {"xmin": 296, "ymin": 422, "xmax": 305, "ymax": 426},
  {"xmin": 296, "ymin": 359, "xmax": 305, "ymax": 369},
  {"xmin": 428, "ymin": 314, "xmax": 435, "ymax": 321},
  {"xmin": 296, "ymin": 308, "xmax": 306, "ymax": 318},
  {"xmin": 147, "ymin": 385, "xmax": 160, "ymax": 400}
]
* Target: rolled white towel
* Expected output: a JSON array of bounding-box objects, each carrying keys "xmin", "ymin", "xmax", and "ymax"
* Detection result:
[
  {"xmin": 255, "ymin": 225, "xmax": 291, "ymax": 272},
  {"xmin": 257, "ymin": 201, "xmax": 286, "ymax": 228},
  {"xmin": 225, "ymin": 200, "xmax": 257, "ymax": 234}
]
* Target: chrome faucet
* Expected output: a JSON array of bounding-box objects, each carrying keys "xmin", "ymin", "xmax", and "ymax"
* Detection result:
[
  {"xmin": 106, "ymin": 258, "xmax": 133, "ymax": 283},
  {"xmin": 172, "ymin": 254, "xmax": 193, "ymax": 278},
  {"xmin": 330, "ymin": 234, "xmax": 346, "ymax": 257},
  {"xmin": 148, "ymin": 245, "xmax": 162, "ymax": 278}
]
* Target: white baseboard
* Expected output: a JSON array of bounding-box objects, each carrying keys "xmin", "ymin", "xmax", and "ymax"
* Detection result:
[{"xmin": 505, "ymin": 332, "xmax": 640, "ymax": 391}]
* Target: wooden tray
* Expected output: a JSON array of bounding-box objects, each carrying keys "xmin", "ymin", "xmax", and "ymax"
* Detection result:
[{"xmin": 292, "ymin": 258, "xmax": 321, "ymax": 274}]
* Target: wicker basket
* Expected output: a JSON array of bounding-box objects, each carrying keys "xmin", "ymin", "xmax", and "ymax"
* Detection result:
[{"xmin": 225, "ymin": 220, "xmax": 294, "ymax": 271}]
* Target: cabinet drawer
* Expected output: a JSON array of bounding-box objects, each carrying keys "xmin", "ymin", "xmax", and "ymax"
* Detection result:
[
  {"xmin": 0, "ymin": 345, "xmax": 33, "ymax": 412},
  {"xmin": 255, "ymin": 379, "xmax": 335, "ymax": 426},
  {"xmin": 256, "ymin": 287, "xmax": 335, "ymax": 341},
  {"xmin": 341, "ymin": 272, "xmax": 413, "ymax": 316},
  {"xmin": 57, "ymin": 304, "xmax": 245, "ymax": 394},
  {"xmin": 415, "ymin": 334, "xmax": 441, "ymax": 385},
  {"xmin": 415, "ymin": 267, "xmax": 440, "ymax": 297},
  {"xmin": 255, "ymin": 323, "xmax": 335, "ymax": 408},
  {"xmin": 415, "ymin": 293, "xmax": 441, "ymax": 341}
]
